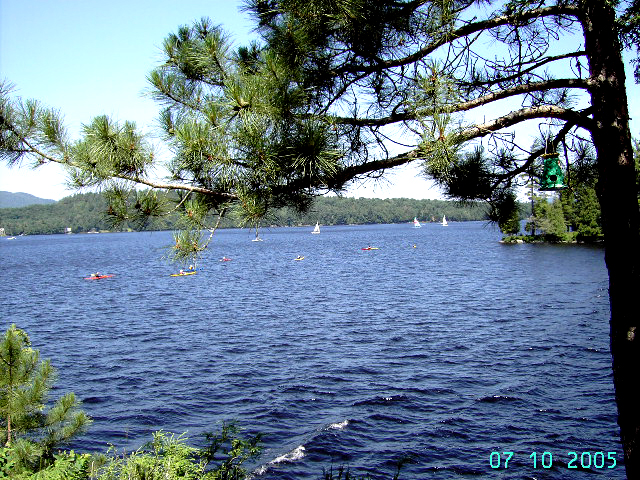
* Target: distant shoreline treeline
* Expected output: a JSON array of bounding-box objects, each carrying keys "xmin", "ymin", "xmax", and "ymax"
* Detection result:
[{"xmin": 0, "ymin": 192, "xmax": 497, "ymax": 236}]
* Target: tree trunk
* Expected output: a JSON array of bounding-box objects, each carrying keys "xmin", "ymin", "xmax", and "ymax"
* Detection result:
[
  {"xmin": 582, "ymin": 1, "xmax": 640, "ymax": 477},
  {"xmin": 5, "ymin": 414, "xmax": 10, "ymax": 446}
]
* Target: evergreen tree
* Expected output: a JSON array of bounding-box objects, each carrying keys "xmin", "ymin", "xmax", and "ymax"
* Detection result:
[
  {"xmin": 500, "ymin": 209, "xmax": 521, "ymax": 236},
  {"xmin": 574, "ymin": 185, "xmax": 603, "ymax": 240},
  {"xmin": 544, "ymin": 197, "xmax": 569, "ymax": 241},
  {"xmin": 525, "ymin": 194, "xmax": 547, "ymax": 237},
  {"xmin": 490, "ymin": 189, "xmax": 521, "ymax": 235},
  {"xmin": 0, "ymin": 325, "xmax": 91, "ymax": 471},
  {"xmin": 525, "ymin": 194, "xmax": 569, "ymax": 241}
]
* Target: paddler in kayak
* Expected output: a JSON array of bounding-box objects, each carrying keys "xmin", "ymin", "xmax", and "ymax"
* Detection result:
[{"xmin": 90, "ymin": 272, "xmax": 101, "ymax": 278}]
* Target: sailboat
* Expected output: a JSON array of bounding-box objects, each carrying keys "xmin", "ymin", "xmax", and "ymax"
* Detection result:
[
  {"xmin": 441, "ymin": 215, "xmax": 448, "ymax": 226},
  {"xmin": 413, "ymin": 217, "xmax": 421, "ymax": 228},
  {"xmin": 311, "ymin": 222, "xmax": 320, "ymax": 234}
]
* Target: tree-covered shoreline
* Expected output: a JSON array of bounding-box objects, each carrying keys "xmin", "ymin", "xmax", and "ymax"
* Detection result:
[
  {"xmin": 0, "ymin": 193, "xmax": 494, "ymax": 236},
  {"xmin": 2, "ymin": 188, "xmax": 611, "ymax": 244}
]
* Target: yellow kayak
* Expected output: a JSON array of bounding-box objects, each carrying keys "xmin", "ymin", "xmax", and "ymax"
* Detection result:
[{"xmin": 170, "ymin": 271, "xmax": 197, "ymax": 277}]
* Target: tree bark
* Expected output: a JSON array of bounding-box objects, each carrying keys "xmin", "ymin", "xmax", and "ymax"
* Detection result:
[
  {"xmin": 581, "ymin": 1, "xmax": 640, "ymax": 477},
  {"xmin": 5, "ymin": 414, "xmax": 10, "ymax": 446}
]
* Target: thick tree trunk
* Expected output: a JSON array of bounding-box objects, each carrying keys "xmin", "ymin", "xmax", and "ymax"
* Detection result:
[{"xmin": 582, "ymin": 1, "xmax": 640, "ymax": 477}]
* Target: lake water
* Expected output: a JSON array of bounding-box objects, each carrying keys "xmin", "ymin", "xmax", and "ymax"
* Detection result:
[{"xmin": 0, "ymin": 222, "xmax": 624, "ymax": 479}]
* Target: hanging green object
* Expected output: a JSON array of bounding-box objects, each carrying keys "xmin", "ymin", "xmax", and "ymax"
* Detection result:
[{"xmin": 540, "ymin": 152, "xmax": 566, "ymax": 191}]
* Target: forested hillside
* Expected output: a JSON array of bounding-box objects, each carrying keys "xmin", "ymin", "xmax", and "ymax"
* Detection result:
[
  {"xmin": 0, "ymin": 193, "xmax": 178, "ymax": 235},
  {"xmin": 0, "ymin": 193, "xmax": 492, "ymax": 236},
  {"xmin": 279, "ymin": 196, "xmax": 490, "ymax": 226}
]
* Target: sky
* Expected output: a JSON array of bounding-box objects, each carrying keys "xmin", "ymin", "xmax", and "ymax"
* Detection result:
[
  {"xmin": 1, "ymin": 2, "xmax": 639, "ymax": 202},
  {"xmin": 0, "ymin": 0, "xmax": 441, "ymax": 201}
]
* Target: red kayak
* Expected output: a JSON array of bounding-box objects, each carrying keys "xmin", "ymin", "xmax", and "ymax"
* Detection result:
[{"xmin": 84, "ymin": 274, "xmax": 114, "ymax": 280}]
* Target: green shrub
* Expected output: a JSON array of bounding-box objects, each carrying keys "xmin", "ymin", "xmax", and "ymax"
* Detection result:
[
  {"xmin": 95, "ymin": 425, "xmax": 260, "ymax": 480},
  {"xmin": 0, "ymin": 448, "xmax": 96, "ymax": 480}
]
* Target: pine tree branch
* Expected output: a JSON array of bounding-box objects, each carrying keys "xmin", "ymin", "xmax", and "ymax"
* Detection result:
[
  {"xmin": 328, "ymin": 78, "xmax": 591, "ymax": 127},
  {"xmin": 449, "ymin": 78, "xmax": 591, "ymax": 113},
  {"xmin": 460, "ymin": 51, "xmax": 587, "ymax": 89},
  {"xmin": 489, "ymin": 112, "xmax": 591, "ymax": 189},
  {"xmin": 329, "ymin": 105, "xmax": 593, "ymax": 187},
  {"xmin": 147, "ymin": 71, "xmax": 208, "ymax": 115},
  {"xmin": 333, "ymin": 5, "xmax": 582, "ymax": 76},
  {"xmin": 9, "ymin": 125, "xmax": 237, "ymax": 203},
  {"xmin": 453, "ymin": 105, "xmax": 594, "ymax": 143},
  {"xmin": 331, "ymin": 151, "xmax": 418, "ymax": 188}
]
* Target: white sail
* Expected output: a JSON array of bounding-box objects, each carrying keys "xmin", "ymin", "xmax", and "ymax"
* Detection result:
[
  {"xmin": 442, "ymin": 215, "xmax": 448, "ymax": 226},
  {"xmin": 312, "ymin": 222, "xmax": 320, "ymax": 234},
  {"xmin": 413, "ymin": 217, "xmax": 421, "ymax": 228}
]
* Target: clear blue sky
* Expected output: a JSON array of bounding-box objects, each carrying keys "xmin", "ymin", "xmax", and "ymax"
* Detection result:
[{"xmin": 2, "ymin": 1, "xmax": 639, "ymax": 201}]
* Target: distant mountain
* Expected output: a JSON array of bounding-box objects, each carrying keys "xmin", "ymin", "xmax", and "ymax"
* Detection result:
[{"xmin": 0, "ymin": 191, "xmax": 56, "ymax": 208}]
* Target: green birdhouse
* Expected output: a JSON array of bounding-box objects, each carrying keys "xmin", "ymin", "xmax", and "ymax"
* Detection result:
[{"xmin": 540, "ymin": 152, "xmax": 566, "ymax": 191}]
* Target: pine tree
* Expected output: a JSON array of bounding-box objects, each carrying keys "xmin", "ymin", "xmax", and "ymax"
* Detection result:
[
  {"xmin": 0, "ymin": 325, "xmax": 91, "ymax": 470},
  {"xmin": 574, "ymin": 185, "xmax": 603, "ymax": 240},
  {"xmin": 525, "ymin": 194, "xmax": 546, "ymax": 237},
  {"xmin": 545, "ymin": 197, "xmax": 569, "ymax": 241}
]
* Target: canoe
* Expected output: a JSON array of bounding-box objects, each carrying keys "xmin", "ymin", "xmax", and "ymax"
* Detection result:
[
  {"xmin": 170, "ymin": 271, "xmax": 197, "ymax": 277},
  {"xmin": 84, "ymin": 275, "xmax": 114, "ymax": 280}
]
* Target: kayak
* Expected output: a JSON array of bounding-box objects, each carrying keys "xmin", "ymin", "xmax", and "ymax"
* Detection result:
[
  {"xmin": 361, "ymin": 247, "xmax": 379, "ymax": 250},
  {"xmin": 84, "ymin": 275, "xmax": 114, "ymax": 280},
  {"xmin": 170, "ymin": 271, "xmax": 197, "ymax": 277},
  {"xmin": 294, "ymin": 256, "xmax": 305, "ymax": 261}
]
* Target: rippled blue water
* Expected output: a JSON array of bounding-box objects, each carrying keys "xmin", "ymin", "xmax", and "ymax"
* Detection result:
[{"xmin": 0, "ymin": 222, "xmax": 623, "ymax": 479}]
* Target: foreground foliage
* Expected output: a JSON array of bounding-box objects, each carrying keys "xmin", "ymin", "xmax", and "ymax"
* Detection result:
[
  {"xmin": 0, "ymin": 325, "xmax": 91, "ymax": 475},
  {"xmin": 0, "ymin": 427, "xmax": 260, "ymax": 479},
  {"xmin": 97, "ymin": 427, "xmax": 261, "ymax": 480}
]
